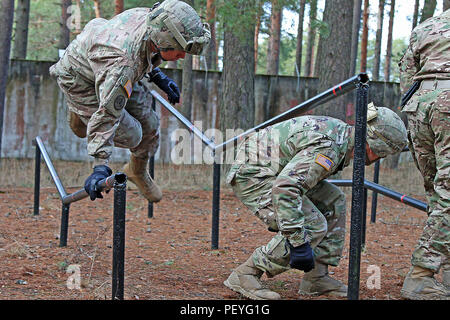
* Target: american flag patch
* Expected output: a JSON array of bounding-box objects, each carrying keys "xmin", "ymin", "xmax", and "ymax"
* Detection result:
[
  {"xmin": 123, "ymin": 80, "xmax": 133, "ymax": 98},
  {"xmin": 315, "ymin": 154, "xmax": 334, "ymax": 171}
]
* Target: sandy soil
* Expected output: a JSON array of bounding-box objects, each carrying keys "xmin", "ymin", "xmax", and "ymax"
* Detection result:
[{"xmin": 0, "ymin": 182, "xmax": 435, "ymax": 301}]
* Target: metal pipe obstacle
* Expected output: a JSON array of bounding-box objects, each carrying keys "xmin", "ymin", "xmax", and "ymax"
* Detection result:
[
  {"xmin": 148, "ymin": 73, "xmax": 425, "ymax": 300},
  {"xmin": 33, "ymin": 136, "xmax": 127, "ymax": 300}
]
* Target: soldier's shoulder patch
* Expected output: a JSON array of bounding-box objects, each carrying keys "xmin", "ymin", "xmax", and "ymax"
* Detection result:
[
  {"xmin": 315, "ymin": 153, "xmax": 334, "ymax": 171},
  {"xmin": 123, "ymin": 80, "xmax": 133, "ymax": 98}
]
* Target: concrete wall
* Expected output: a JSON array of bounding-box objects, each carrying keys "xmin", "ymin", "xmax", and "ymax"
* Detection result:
[{"xmin": 1, "ymin": 60, "xmax": 403, "ymax": 163}]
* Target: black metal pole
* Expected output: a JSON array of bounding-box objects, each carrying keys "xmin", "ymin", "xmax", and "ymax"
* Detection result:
[
  {"xmin": 112, "ymin": 180, "xmax": 127, "ymax": 300},
  {"xmin": 148, "ymin": 97, "xmax": 156, "ymax": 219},
  {"xmin": 370, "ymin": 160, "xmax": 380, "ymax": 223},
  {"xmin": 211, "ymin": 161, "xmax": 221, "ymax": 250},
  {"xmin": 59, "ymin": 204, "xmax": 70, "ymax": 247},
  {"xmin": 361, "ymin": 188, "xmax": 368, "ymax": 250},
  {"xmin": 215, "ymin": 74, "xmax": 370, "ymax": 154},
  {"xmin": 347, "ymin": 80, "xmax": 369, "ymax": 300},
  {"xmin": 34, "ymin": 145, "xmax": 41, "ymax": 216}
]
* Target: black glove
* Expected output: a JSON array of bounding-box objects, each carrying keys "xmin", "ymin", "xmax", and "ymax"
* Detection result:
[
  {"xmin": 84, "ymin": 165, "xmax": 112, "ymax": 201},
  {"xmin": 288, "ymin": 241, "xmax": 315, "ymax": 272},
  {"xmin": 149, "ymin": 67, "xmax": 180, "ymax": 104}
]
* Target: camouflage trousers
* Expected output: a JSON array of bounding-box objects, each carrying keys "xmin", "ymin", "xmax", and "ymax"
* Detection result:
[
  {"xmin": 230, "ymin": 166, "xmax": 347, "ymax": 277},
  {"xmin": 403, "ymin": 88, "xmax": 450, "ymax": 272},
  {"xmin": 57, "ymin": 71, "xmax": 160, "ymax": 160}
]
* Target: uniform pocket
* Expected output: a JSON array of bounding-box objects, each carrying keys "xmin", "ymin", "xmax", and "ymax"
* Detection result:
[{"xmin": 402, "ymin": 97, "xmax": 419, "ymax": 113}]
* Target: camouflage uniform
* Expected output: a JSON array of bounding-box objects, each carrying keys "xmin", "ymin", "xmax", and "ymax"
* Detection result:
[
  {"xmin": 49, "ymin": 2, "xmax": 210, "ymax": 167},
  {"xmin": 226, "ymin": 116, "xmax": 355, "ymax": 276},
  {"xmin": 49, "ymin": 8, "xmax": 161, "ymax": 166},
  {"xmin": 399, "ymin": 9, "xmax": 450, "ymax": 274}
]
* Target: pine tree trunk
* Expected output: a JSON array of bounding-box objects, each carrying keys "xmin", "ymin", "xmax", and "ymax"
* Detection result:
[
  {"xmin": 266, "ymin": 0, "xmax": 282, "ymax": 75},
  {"xmin": 384, "ymin": 0, "xmax": 395, "ymax": 82},
  {"xmin": 373, "ymin": 0, "xmax": 385, "ymax": 81},
  {"xmin": 59, "ymin": 0, "xmax": 72, "ymax": 49},
  {"xmin": 93, "ymin": 0, "xmax": 102, "ymax": 18},
  {"xmin": 304, "ymin": 0, "xmax": 317, "ymax": 76},
  {"xmin": 412, "ymin": 0, "xmax": 420, "ymax": 30},
  {"xmin": 181, "ymin": 0, "xmax": 194, "ymax": 120},
  {"xmin": 115, "ymin": 0, "xmax": 124, "ymax": 15},
  {"xmin": 0, "ymin": 0, "xmax": 15, "ymax": 155},
  {"xmin": 206, "ymin": 0, "xmax": 217, "ymax": 70},
  {"xmin": 444, "ymin": 0, "xmax": 450, "ymax": 11},
  {"xmin": 314, "ymin": 0, "xmax": 353, "ymax": 121},
  {"xmin": 295, "ymin": 0, "xmax": 307, "ymax": 76},
  {"xmin": 360, "ymin": 0, "xmax": 369, "ymax": 73},
  {"xmin": 254, "ymin": 12, "xmax": 261, "ymax": 73},
  {"xmin": 220, "ymin": 1, "xmax": 256, "ymax": 170},
  {"xmin": 350, "ymin": 0, "xmax": 362, "ymax": 77},
  {"xmin": 420, "ymin": 0, "xmax": 437, "ymax": 23},
  {"xmin": 12, "ymin": 0, "xmax": 30, "ymax": 59}
]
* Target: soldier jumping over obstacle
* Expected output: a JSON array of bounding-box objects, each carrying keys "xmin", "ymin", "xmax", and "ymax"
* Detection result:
[
  {"xmin": 223, "ymin": 104, "xmax": 408, "ymax": 300},
  {"xmin": 49, "ymin": 0, "xmax": 210, "ymax": 202}
]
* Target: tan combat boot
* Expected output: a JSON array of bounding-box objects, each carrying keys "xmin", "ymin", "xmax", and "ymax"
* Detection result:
[
  {"xmin": 401, "ymin": 266, "xmax": 449, "ymax": 300},
  {"xmin": 223, "ymin": 257, "xmax": 281, "ymax": 300},
  {"xmin": 122, "ymin": 155, "xmax": 162, "ymax": 202},
  {"xmin": 298, "ymin": 263, "xmax": 347, "ymax": 297},
  {"xmin": 69, "ymin": 111, "xmax": 87, "ymax": 138}
]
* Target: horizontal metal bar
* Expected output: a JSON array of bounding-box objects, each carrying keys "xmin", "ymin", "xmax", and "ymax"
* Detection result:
[
  {"xmin": 151, "ymin": 90, "xmax": 216, "ymax": 151},
  {"xmin": 327, "ymin": 179, "xmax": 427, "ymax": 212},
  {"xmin": 34, "ymin": 136, "xmax": 67, "ymax": 199},
  {"xmin": 215, "ymin": 73, "xmax": 369, "ymax": 154},
  {"xmin": 62, "ymin": 173, "xmax": 127, "ymax": 205}
]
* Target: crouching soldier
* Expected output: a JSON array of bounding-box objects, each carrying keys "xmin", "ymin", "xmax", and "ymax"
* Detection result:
[
  {"xmin": 49, "ymin": 0, "xmax": 210, "ymax": 202},
  {"xmin": 223, "ymin": 103, "xmax": 408, "ymax": 299}
]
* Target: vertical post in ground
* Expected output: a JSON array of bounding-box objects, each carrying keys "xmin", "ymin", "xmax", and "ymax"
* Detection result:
[
  {"xmin": 34, "ymin": 144, "xmax": 41, "ymax": 216},
  {"xmin": 370, "ymin": 160, "xmax": 380, "ymax": 223},
  {"xmin": 148, "ymin": 96, "xmax": 156, "ymax": 219},
  {"xmin": 59, "ymin": 204, "xmax": 70, "ymax": 247},
  {"xmin": 148, "ymin": 155, "xmax": 155, "ymax": 219},
  {"xmin": 361, "ymin": 188, "xmax": 368, "ymax": 250},
  {"xmin": 211, "ymin": 160, "xmax": 221, "ymax": 250},
  {"xmin": 112, "ymin": 181, "xmax": 126, "ymax": 300},
  {"xmin": 347, "ymin": 81, "xmax": 369, "ymax": 300}
]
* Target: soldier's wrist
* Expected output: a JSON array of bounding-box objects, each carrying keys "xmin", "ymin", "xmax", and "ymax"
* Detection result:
[
  {"xmin": 92, "ymin": 157, "xmax": 110, "ymax": 169},
  {"xmin": 283, "ymin": 229, "xmax": 308, "ymax": 248}
]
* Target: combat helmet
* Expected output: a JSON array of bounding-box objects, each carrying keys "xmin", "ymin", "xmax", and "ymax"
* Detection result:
[
  {"xmin": 365, "ymin": 102, "xmax": 408, "ymax": 157},
  {"xmin": 147, "ymin": 0, "xmax": 211, "ymax": 55}
]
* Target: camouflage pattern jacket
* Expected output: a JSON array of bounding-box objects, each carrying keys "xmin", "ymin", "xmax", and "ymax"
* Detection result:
[
  {"xmin": 50, "ymin": 8, "xmax": 161, "ymax": 160},
  {"xmin": 227, "ymin": 116, "xmax": 355, "ymax": 246},
  {"xmin": 399, "ymin": 9, "xmax": 450, "ymax": 93}
]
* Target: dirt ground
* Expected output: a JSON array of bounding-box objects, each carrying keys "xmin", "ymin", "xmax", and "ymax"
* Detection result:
[{"xmin": 0, "ymin": 160, "xmax": 437, "ymax": 301}]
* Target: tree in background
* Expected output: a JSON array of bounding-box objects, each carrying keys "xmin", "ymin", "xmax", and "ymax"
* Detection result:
[
  {"xmin": 360, "ymin": 0, "xmax": 369, "ymax": 73},
  {"xmin": 0, "ymin": 0, "xmax": 15, "ymax": 157},
  {"xmin": 314, "ymin": 0, "xmax": 353, "ymax": 121},
  {"xmin": 349, "ymin": 0, "xmax": 362, "ymax": 77},
  {"xmin": 93, "ymin": 0, "xmax": 102, "ymax": 18},
  {"xmin": 219, "ymin": 0, "xmax": 257, "ymax": 158},
  {"xmin": 304, "ymin": 0, "xmax": 317, "ymax": 76},
  {"xmin": 444, "ymin": 0, "xmax": 450, "ymax": 11},
  {"xmin": 373, "ymin": 0, "xmax": 385, "ymax": 81},
  {"xmin": 59, "ymin": 0, "xmax": 72, "ymax": 50},
  {"xmin": 266, "ymin": 0, "xmax": 282, "ymax": 76},
  {"xmin": 412, "ymin": 0, "xmax": 420, "ymax": 30},
  {"xmin": 420, "ymin": 0, "xmax": 437, "ymax": 23},
  {"xmin": 12, "ymin": 0, "xmax": 31, "ymax": 59},
  {"xmin": 295, "ymin": 0, "xmax": 306, "ymax": 76},
  {"xmin": 384, "ymin": 0, "xmax": 395, "ymax": 82},
  {"xmin": 181, "ymin": 0, "xmax": 194, "ymax": 121},
  {"xmin": 115, "ymin": 0, "xmax": 124, "ymax": 15},
  {"xmin": 206, "ymin": 0, "xmax": 217, "ymax": 70}
]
